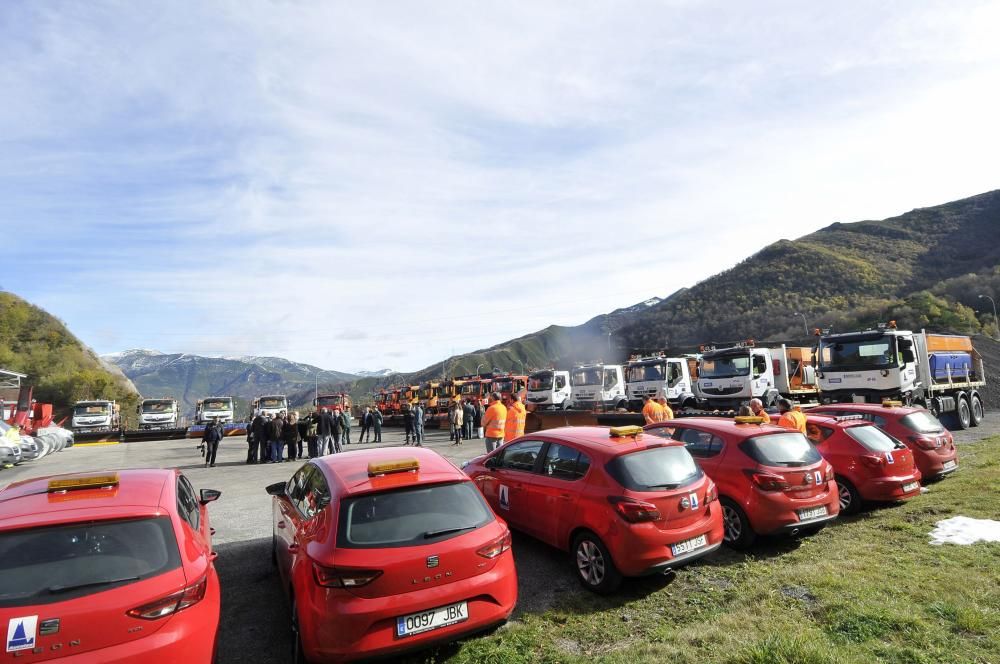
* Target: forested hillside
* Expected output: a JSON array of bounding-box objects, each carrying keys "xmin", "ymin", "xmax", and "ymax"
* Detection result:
[{"xmin": 0, "ymin": 292, "xmax": 139, "ymax": 415}]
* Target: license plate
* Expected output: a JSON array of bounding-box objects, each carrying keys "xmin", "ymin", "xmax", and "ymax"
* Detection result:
[
  {"xmin": 396, "ymin": 601, "xmax": 468, "ymax": 638},
  {"xmin": 942, "ymin": 460, "xmax": 957, "ymax": 471},
  {"xmin": 797, "ymin": 506, "xmax": 828, "ymax": 521},
  {"xmin": 671, "ymin": 534, "xmax": 707, "ymax": 557},
  {"xmin": 902, "ymin": 481, "xmax": 920, "ymax": 493}
]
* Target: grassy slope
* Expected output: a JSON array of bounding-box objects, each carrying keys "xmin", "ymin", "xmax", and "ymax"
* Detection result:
[{"xmin": 434, "ymin": 436, "xmax": 1000, "ymax": 664}]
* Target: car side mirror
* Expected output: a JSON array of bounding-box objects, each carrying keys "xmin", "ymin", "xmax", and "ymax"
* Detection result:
[
  {"xmin": 200, "ymin": 488, "xmax": 222, "ymax": 505},
  {"xmin": 484, "ymin": 456, "xmax": 499, "ymax": 470},
  {"xmin": 265, "ymin": 481, "xmax": 286, "ymax": 497}
]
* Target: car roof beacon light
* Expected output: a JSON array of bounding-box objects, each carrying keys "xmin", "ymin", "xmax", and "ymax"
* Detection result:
[
  {"xmin": 48, "ymin": 473, "xmax": 119, "ymax": 492},
  {"xmin": 734, "ymin": 416, "xmax": 769, "ymax": 425},
  {"xmin": 367, "ymin": 458, "xmax": 420, "ymax": 476},
  {"xmin": 609, "ymin": 425, "xmax": 643, "ymax": 438}
]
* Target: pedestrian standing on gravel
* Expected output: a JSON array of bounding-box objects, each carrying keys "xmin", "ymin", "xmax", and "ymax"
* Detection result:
[
  {"xmin": 295, "ymin": 411, "xmax": 307, "ymax": 458},
  {"xmin": 483, "ymin": 392, "xmax": 507, "ymax": 453},
  {"xmin": 505, "ymin": 393, "xmax": 527, "ymax": 442},
  {"xmin": 656, "ymin": 396, "xmax": 674, "ymax": 421},
  {"xmin": 413, "ymin": 403, "xmax": 425, "ymax": 446},
  {"xmin": 463, "ymin": 399, "xmax": 475, "ymax": 440},
  {"xmin": 402, "ymin": 403, "xmax": 415, "ymax": 445},
  {"xmin": 373, "ymin": 406, "xmax": 383, "ymax": 443},
  {"xmin": 262, "ymin": 414, "xmax": 274, "ymax": 462},
  {"xmin": 316, "ymin": 408, "xmax": 336, "ymax": 455},
  {"xmin": 331, "ymin": 406, "xmax": 345, "ymax": 453},
  {"xmin": 450, "ymin": 401, "xmax": 464, "ymax": 445},
  {"xmin": 358, "ymin": 407, "xmax": 372, "ymax": 444},
  {"xmin": 474, "ymin": 400, "xmax": 485, "ymax": 438},
  {"xmin": 203, "ymin": 417, "xmax": 223, "ymax": 468},
  {"xmin": 339, "ymin": 407, "xmax": 352, "ymax": 446},
  {"xmin": 282, "ymin": 412, "xmax": 301, "ymax": 461},
  {"xmin": 268, "ymin": 413, "xmax": 284, "ymax": 462},
  {"xmin": 248, "ymin": 411, "xmax": 265, "ymax": 464},
  {"xmin": 305, "ymin": 411, "xmax": 319, "ymax": 457}
]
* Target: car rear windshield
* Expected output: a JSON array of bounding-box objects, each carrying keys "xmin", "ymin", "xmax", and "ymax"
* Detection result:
[
  {"xmin": 605, "ymin": 446, "xmax": 702, "ymax": 491},
  {"xmin": 900, "ymin": 411, "xmax": 945, "ymax": 434},
  {"xmin": 0, "ymin": 517, "xmax": 181, "ymax": 607},
  {"xmin": 846, "ymin": 425, "xmax": 905, "ymax": 452},
  {"xmin": 338, "ymin": 481, "xmax": 494, "ymax": 548},
  {"xmin": 741, "ymin": 433, "xmax": 821, "ymax": 467}
]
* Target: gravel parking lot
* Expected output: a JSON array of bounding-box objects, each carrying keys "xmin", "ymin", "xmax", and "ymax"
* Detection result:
[{"xmin": 2, "ymin": 416, "xmax": 996, "ymax": 663}]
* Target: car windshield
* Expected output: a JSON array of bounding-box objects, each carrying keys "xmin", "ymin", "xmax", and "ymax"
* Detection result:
[
  {"xmin": 699, "ymin": 353, "xmax": 750, "ymax": 378},
  {"xmin": 846, "ymin": 425, "xmax": 905, "ymax": 452},
  {"xmin": 259, "ymin": 397, "xmax": 286, "ymax": 409},
  {"xmin": 605, "ymin": 446, "xmax": 702, "ymax": 491},
  {"xmin": 0, "ymin": 517, "xmax": 181, "ymax": 607},
  {"xmin": 627, "ymin": 362, "xmax": 666, "ymax": 383},
  {"xmin": 900, "ymin": 411, "xmax": 945, "ymax": 434},
  {"xmin": 741, "ymin": 432, "xmax": 821, "ymax": 467},
  {"xmin": 142, "ymin": 401, "xmax": 174, "ymax": 413},
  {"xmin": 338, "ymin": 481, "xmax": 493, "ymax": 548},
  {"xmin": 74, "ymin": 404, "xmax": 108, "ymax": 416},
  {"xmin": 529, "ymin": 374, "xmax": 553, "ymax": 391},
  {"xmin": 571, "ymin": 369, "xmax": 602, "ymax": 386},
  {"xmin": 819, "ymin": 335, "xmax": 896, "ymax": 371},
  {"xmin": 202, "ymin": 399, "xmax": 231, "ymax": 410}
]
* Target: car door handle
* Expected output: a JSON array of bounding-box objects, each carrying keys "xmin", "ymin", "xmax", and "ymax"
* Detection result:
[
  {"xmin": 210, "ymin": 527, "xmax": 216, "ymax": 536},
  {"xmin": 277, "ymin": 521, "xmax": 286, "ymax": 529},
  {"xmin": 287, "ymin": 544, "xmax": 300, "ymax": 553},
  {"xmin": 209, "ymin": 551, "xmax": 219, "ymax": 561}
]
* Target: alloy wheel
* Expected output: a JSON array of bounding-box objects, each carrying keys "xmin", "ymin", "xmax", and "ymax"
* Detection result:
[
  {"xmin": 576, "ymin": 540, "xmax": 605, "ymax": 586},
  {"xmin": 838, "ymin": 482, "xmax": 853, "ymax": 511},
  {"xmin": 722, "ymin": 504, "xmax": 742, "ymax": 542}
]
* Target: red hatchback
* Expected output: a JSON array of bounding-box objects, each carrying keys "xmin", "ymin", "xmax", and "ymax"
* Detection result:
[
  {"xmin": 644, "ymin": 417, "xmax": 839, "ymax": 549},
  {"xmin": 806, "ymin": 403, "xmax": 958, "ymax": 480},
  {"xmin": 0, "ymin": 470, "xmax": 221, "ymax": 663},
  {"xmin": 462, "ymin": 426, "xmax": 724, "ymax": 594},
  {"xmin": 267, "ymin": 447, "xmax": 516, "ymax": 663},
  {"xmin": 801, "ymin": 413, "xmax": 922, "ymax": 514}
]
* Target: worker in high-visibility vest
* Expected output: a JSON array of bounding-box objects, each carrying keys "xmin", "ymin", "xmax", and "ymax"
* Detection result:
[
  {"xmin": 483, "ymin": 392, "xmax": 507, "ymax": 453},
  {"xmin": 504, "ymin": 393, "xmax": 527, "ymax": 442},
  {"xmin": 776, "ymin": 398, "xmax": 807, "ymax": 434},
  {"xmin": 656, "ymin": 396, "xmax": 674, "ymax": 421},
  {"xmin": 641, "ymin": 395, "xmax": 661, "ymax": 425}
]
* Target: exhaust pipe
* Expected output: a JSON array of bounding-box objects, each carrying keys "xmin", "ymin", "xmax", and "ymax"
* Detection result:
[
  {"xmin": 662, "ymin": 568, "xmax": 677, "ymax": 583},
  {"xmin": 789, "ymin": 528, "xmax": 800, "ymax": 536}
]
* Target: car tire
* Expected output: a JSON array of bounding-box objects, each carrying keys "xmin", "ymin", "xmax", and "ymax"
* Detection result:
[
  {"xmin": 572, "ymin": 532, "xmax": 622, "ymax": 594},
  {"xmin": 720, "ymin": 497, "xmax": 756, "ymax": 550},
  {"xmin": 970, "ymin": 394, "xmax": 984, "ymax": 427},
  {"xmin": 956, "ymin": 395, "xmax": 972, "ymax": 430},
  {"xmin": 836, "ymin": 476, "xmax": 862, "ymax": 515}
]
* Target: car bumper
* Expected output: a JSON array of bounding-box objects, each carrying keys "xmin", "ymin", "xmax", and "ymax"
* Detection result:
[
  {"xmin": 303, "ymin": 553, "xmax": 517, "ymax": 663},
  {"xmin": 747, "ymin": 482, "xmax": 840, "ymax": 535},
  {"xmin": 857, "ymin": 474, "xmax": 923, "ymax": 502},
  {"xmin": 606, "ymin": 507, "xmax": 725, "ymax": 577},
  {"xmin": 912, "ymin": 449, "xmax": 959, "ymax": 479}
]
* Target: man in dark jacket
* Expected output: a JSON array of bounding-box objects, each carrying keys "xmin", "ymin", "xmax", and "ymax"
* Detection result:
[
  {"xmin": 202, "ymin": 418, "xmax": 223, "ymax": 468},
  {"xmin": 358, "ymin": 407, "xmax": 372, "ymax": 444},
  {"xmin": 340, "ymin": 408, "xmax": 352, "ymax": 445},
  {"xmin": 331, "ymin": 407, "xmax": 345, "ymax": 453},
  {"xmin": 315, "ymin": 408, "xmax": 334, "ymax": 455},
  {"xmin": 268, "ymin": 413, "xmax": 284, "ymax": 463},
  {"xmin": 249, "ymin": 412, "xmax": 266, "ymax": 464},
  {"xmin": 282, "ymin": 413, "xmax": 301, "ymax": 461},
  {"xmin": 463, "ymin": 400, "xmax": 475, "ymax": 440},
  {"xmin": 474, "ymin": 401, "xmax": 484, "ymax": 438},
  {"xmin": 373, "ymin": 406, "xmax": 383, "ymax": 443},
  {"xmin": 402, "ymin": 404, "xmax": 415, "ymax": 444}
]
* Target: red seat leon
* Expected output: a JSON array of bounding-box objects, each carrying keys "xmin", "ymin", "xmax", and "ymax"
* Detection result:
[
  {"xmin": 463, "ymin": 426, "xmax": 724, "ymax": 594},
  {"xmin": 806, "ymin": 403, "xmax": 958, "ymax": 480},
  {"xmin": 267, "ymin": 447, "xmax": 516, "ymax": 663},
  {"xmin": 801, "ymin": 413, "xmax": 922, "ymax": 514},
  {"xmin": 645, "ymin": 417, "xmax": 839, "ymax": 549},
  {"xmin": 0, "ymin": 470, "xmax": 222, "ymax": 663}
]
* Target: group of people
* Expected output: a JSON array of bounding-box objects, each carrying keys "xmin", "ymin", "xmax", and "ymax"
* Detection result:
[
  {"xmin": 640, "ymin": 394, "xmax": 676, "ymax": 424},
  {"xmin": 243, "ymin": 406, "xmax": 384, "ymax": 464},
  {"xmin": 639, "ymin": 392, "xmax": 808, "ymax": 434},
  {"xmin": 447, "ymin": 399, "xmax": 485, "ymax": 445},
  {"xmin": 481, "ymin": 391, "xmax": 526, "ymax": 452}
]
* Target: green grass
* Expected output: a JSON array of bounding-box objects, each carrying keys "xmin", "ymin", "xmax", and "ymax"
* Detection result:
[{"xmin": 420, "ymin": 436, "xmax": 1000, "ymax": 663}]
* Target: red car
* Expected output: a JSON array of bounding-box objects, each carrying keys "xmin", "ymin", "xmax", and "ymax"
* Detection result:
[
  {"xmin": 800, "ymin": 413, "xmax": 922, "ymax": 514},
  {"xmin": 644, "ymin": 417, "xmax": 839, "ymax": 549},
  {"xmin": 267, "ymin": 447, "xmax": 516, "ymax": 663},
  {"xmin": 0, "ymin": 470, "xmax": 221, "ymax": 662},
  {"xmin": 462, "ymin": 426, "xmax": 724, "ymax": 594},
  {"xmin": 806, "ymin": 403, "xmax": 958, "ymax": 480}
]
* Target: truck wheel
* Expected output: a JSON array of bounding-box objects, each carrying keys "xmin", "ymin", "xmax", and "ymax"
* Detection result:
[
  {"xmin": 956, "ymin": 396, "xmax": 972, "ymax": 430},
  {"xmin": 970, "ymin": 394, "xmax": 984, "ymax": 427}
]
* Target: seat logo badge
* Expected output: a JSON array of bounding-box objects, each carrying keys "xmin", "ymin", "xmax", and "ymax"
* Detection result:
[{"xmin": 427, "ymin": 555, "xmax": 439, "ymax": 568}]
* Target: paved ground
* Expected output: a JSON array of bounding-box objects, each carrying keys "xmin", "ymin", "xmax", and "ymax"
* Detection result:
[{"xmin": 2, "ymin": 416, "xmax": 997, "ymax": 663}]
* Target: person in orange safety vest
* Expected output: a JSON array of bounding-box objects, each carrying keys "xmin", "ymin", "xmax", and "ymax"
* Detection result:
[
  {"xmin": 504, "ymin": 392, "xmax": 526, "ymax": 443},
  {"xmin": 776, "ymin": 398, "xmax": 807, "ymax": 434},
  {"xmin": 641, "ymin": 395, "xmax": 661, "ymax": 424},
  {"xmin": 656, "ymin": 396, "xmax": 674, "ymax": 421},
  {"xmin": 483, "ymin": 392, "xmax": 507, "ymax": 453}
]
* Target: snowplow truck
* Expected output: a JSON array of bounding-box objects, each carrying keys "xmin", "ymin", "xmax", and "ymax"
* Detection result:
[
  {"xmin": 625, "ymin": 355, "xmax": 698, "ymax": 411},
  {"xmin": 195, "ymin": 397, "xmax": 235, "ymax": 425},
  {"xmin": 695, "ymin": 341, "xmax": 817, "ymax": 410},
  {"xmin": 137, "ymin": 398, "xmax": 179, "ymax": 430},
  {"xmin": 816, "ymin": 325, "xmax": 986, "ymax": 429},
  {"xmin": 568, "ymin": 364, "xmax": 627, "ymax": 411},
  {"xmin": 71, "ymin": 400, "xmax": 120, "ymax": 432}
]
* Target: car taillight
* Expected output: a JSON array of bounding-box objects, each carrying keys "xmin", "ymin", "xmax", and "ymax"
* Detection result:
[
  {"xmin": 607, "ymin": 496, "xmax": 661, "ymax": 523},
  {"xmin": 477, "ymin": 529, "xmax": 512, "ymax": 559},
  {"xmin": 861, "ymin": 455, "xmax": 884, "ymax": 468},
  {"xmin": 312, "ymin": 565, "xmax": 383, "ymax": 588},
  {"xmin": 744, "ymin": 470, "xmax": 789, "ymax": 492},
  {"xmin": 907, "ymin": 435, "xmax": 938, "ymax": 451},
  {"xmin": 705, "ymin": 483, "xmax": 718, "ymax": 504},
  {"xmin": 127, "ymin": 575, "xmax": 207, "ymax": 620}
]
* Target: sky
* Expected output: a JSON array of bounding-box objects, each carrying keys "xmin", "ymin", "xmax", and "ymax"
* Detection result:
[{"xmin": 3, "ymin": 1, "xmax": 1000, "ymax": 373}]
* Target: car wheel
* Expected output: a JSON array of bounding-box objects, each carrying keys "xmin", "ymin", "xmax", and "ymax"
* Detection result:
[
  {"xmin": 720, "ymin": 498, "xmax": 756, "ymax": 550},
  {"xmin": 291, "ymin": 596, "xmax": 308, "ymax": 664},
  {"xmin": 836, "ymin": 476, "xmax": 862, "ymax": 515},
  {"xmin": 572, "ymin": 532, "xmax": 622, "ymax": 594},
  {"xmin": 970, "ymin": 394, "xmax": 984, "ymax": 427},
  {"xmin": 956, "ymin": 396, "xmax": 972, "ymax": 430}
]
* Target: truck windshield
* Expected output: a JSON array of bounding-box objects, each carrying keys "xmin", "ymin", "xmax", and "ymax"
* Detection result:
[
  {"xmin": 571, "ymin": 369, "xmax": 602, "ymax": 386},
  {"xmin": 142, "ymin": 401, "xmax": 174, "ymax": 413},
  {"xmin": 259, "ymin": 397, "xmax": 286, "ymax": 409},
  {"xmin": 460, "ymin": 382, "xmax": 481, "ymax": 395},
  {"xmin": 627, "ymin": 362, "xmax": 665, "ymax": 383},
  {"xmin": 435, "ymin": 386, "xmax": 451, "ymax": 398},
  {"xmin": 529, "ymin": 373, "xmax": 553, "ymax": 391},
  {"xmin": 494, "ymin": 379, "xmax": 513, "ymax": 394},
  {"xmin": 202, "ymin": 399, "xmax": 231, "ymax": 410},
  {"xmin": 699, "ymin": 354, "xmax": 750, "ymax": 378},
  {"xmin": 819, "ymin": 335, "xmax": 896, "ymax": 371},
  {"xmin": 74, "ymin": 404, "xmax": 108, "ymax": 416},
  {"xmin": 316, "ymin": 396, "xmax": 344, "ymax": 408}
]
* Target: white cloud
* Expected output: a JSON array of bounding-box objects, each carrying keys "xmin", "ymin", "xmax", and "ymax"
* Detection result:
[{"xmin": 3, "ymin": 0, "xmax": 999, "ymax": 371}]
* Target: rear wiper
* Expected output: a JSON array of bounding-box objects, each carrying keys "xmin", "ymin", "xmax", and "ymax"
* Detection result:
[
  {"xmin": 423, "ymin": 525, "xmax": 477, "ymax": 539},
  {"xmin": 645, "ymin": 483, "xmax": 681, "ymax": 490},
  {"xmin": 47, "ymin": 576, "xmax": 140, "ymax": 594}
]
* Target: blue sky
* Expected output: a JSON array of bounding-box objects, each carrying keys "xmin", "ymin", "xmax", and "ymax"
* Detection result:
[{"xmin": 3, "ymin": 1, "xmax": 1000, "ymax": 373}]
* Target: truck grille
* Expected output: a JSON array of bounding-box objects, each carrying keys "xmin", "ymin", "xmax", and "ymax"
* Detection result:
[{"xmin": 701, "ymin": 386, "xmax": 742, "ymax": 396}]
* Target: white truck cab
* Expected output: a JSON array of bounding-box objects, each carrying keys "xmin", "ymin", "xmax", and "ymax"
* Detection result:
[
  {"xmin": 526, "ymin": 370, "xmax": 572, "ymax": 409},
  {"xmin": 196, "ymin": 396, "xmax": 235, "ymax": 424},
  {"xmin": 71, "ymin": 400, "xmax": 119, "ymax": 432},
  {"xmin": 253, "ymin": 394, "xmax": 288, "ymax": 418},
  {"xmin": 626, "ymin": 355, "xmax": 699, "ymax": 410},
  {"xmin": 137, "ymin": 398, "xmax": 178, "ymax": 430},
  {"xmin": 695, "ymin": 341, "xmax": 779, "ymax": 409},
  {"xmin": 568, "ymin": 364, "xmax": 627, "ymax": 411}
]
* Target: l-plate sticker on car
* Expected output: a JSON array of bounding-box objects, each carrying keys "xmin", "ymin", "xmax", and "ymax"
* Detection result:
[
  {"xmin": 886, "ymin": 452, "xmax": 894, "ymax": 464},
  {"xmin": 814, "ymin": 471, "xmax": 823, "ymax": 485},
  {"xmin": 499, "ymin": 485, "xmax": 510, "ymax": 510},
  {"xmin": 689, "ymin": 492, "xmax": 699, "ymax": 509},
  {"xmin": 6, "ymin": 616, "xmax": 37, "ymax": 653}
]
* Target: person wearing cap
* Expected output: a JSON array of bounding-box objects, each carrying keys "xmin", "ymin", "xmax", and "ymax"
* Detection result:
[
  {"xmin": 776, "ymin": 398, "xmax": 807, "ymax": 434},
  {"xmin": 483, "ymin": 392, "xmax": 507, "ymax": 453},
  {"xmin": 656, "ymin": 396, "xmax": 674, "ymax": 421}
]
